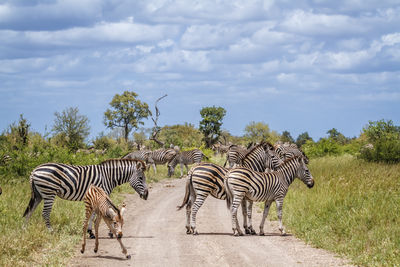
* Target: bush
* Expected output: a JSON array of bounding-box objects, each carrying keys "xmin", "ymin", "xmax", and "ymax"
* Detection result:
[{"xmin": 360, "ymin": 120, "xmax": 400, "ymax": 163}]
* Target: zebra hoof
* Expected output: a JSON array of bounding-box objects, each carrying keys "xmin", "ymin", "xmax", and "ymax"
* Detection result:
[
  {"xmin": 126, "ymin": 254, "xmax": 131, "ymax": 259},
  {"xmin": 80, "ymin": 249, "xmax": 84, "ymax": 254},
  {"xmin": 193, "ymin": 230, "xmax": 199, "ymax": 235},
  {"xmin": 94, "ymin": 249, "xmax": 98, "ymax": 253},
  {"xmin": 250, "ymin": 229, "xmax": 257, "ymax": 235},
  {"xmin": 259, "ymin": 232, "xmax": 265, "ymax": 236},
  {"xmin": 186, "ymin": 229, "xmax": 192, "ymax": 234},
  {"xmin": 245, "ymin": 228, "xmax": 251, "ymax": 235},
  {"xmin": 108, "ymin": 232, "xmax": 114, "ymax": 238}
]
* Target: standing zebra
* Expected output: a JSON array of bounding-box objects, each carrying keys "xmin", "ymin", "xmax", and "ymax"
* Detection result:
[
  {"xmin": 167, "ymin": 149, "xmax": 208, "ymax": 177},
  {"xmin": 23, "ymin": 159, "xmax": 149, "ymax": 230},
  {"xmin": 225, "ymin": 155, "xmax": 314, "ymax": 236},
  {"xmin": 177, "ymin": 142, "xmax": 282, "ymax": 235},
  {"xmin": 122, "ymin": 150, "xmax": 153, "ymax": 169},
  {"xmin": 81, "ymin": 185, "xmax": 130, "ymax": 259},
  {"xmin": 147, "ymin": 148, "xmax": 177, "ymax": 174}
]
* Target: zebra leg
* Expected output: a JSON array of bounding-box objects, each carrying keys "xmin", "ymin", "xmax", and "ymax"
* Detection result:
[
  {"xmin": 246, "ymin": 200, "xmax": 256, "ymax": 235},
  {"xmin": 185, "ymin": 164, "xmax": 189, "ymax": 176},
  {"xmin": 259, "ymin": 200, "xmax": 273, "ymax": 236},
  {"xmin": 94, "ymin": 215, "xmax": 101, "ymax": 253},
  {"xmin": 185, "ymin": 200, "xmax": 192, "ymax": 234},
  {"xmin": 241, "ymin": 199, "xmax": 249, "ymax": 234},
  {"xmin": 87, "ymin": 212, "xmax": 96, "ymax": 239},
  {"xmin": 42, "ymin": 194, "xmax": 56, "ymax": 231},
  {"xmin": 231, "ymin": 196, "xmax": 244, "ymax": 236},
  {"xmin": 152, "ymin": 163, "xmax": 157, "ymax": 174},
  {"xmin": 180, "ymin": 163, "xmax": 184, "ymax": 177},
  {"xmin": 81, "ymin": 208, "xmax": 93, "ymax": 253},
  {"xmin": 104, "ymin": 220, "xmax": 129, "ymax": 258},
  {"xmin": 190, "ymin": 194, "xmax": 207, "ymax": 235},
  {"xmin": 275, "ymin": 199, "xmax": 286, "ymax": 235}
]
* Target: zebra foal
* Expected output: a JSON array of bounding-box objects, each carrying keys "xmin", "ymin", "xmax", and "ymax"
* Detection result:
[
  {"xmin": 225, "ymin": 155, "xmax": 314, "ymax": 236},
  {"xmin": 81, "ymin": 185, "xmax": 130, "ymax": 259}
]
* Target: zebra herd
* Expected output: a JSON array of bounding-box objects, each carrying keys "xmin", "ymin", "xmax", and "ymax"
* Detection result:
[{"xmin": 19, "ymin": 142, "xmax": 313, "ymax": 258}]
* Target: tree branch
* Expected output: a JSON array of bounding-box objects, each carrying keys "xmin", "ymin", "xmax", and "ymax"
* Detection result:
[{"xmin": 150, "ymin": 94, "xmax": 168, "ymax": 146}]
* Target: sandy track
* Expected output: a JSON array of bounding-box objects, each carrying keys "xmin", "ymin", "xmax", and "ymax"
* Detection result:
[{"xmin": 69, "ymin": 178, "xmax": 353, "ymax": 267}]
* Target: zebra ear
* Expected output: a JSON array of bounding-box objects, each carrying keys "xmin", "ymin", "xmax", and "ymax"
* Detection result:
[
  {"xmin": 136, "ymin": 161, "xmax": 146, "ymax": 171},
  {"xmin": 106, "ymin": 208, "xmax": 116, "ymax": 219},
  {"xmin": 120, "ymin": 203, "xmax": 126, "ymax": 216}
]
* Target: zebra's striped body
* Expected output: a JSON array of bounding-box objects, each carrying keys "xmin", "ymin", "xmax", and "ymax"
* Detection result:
[
  {"xmin": 167, "ymin": 149, "xmax": 207, "ymax": 177},
  {"xmin": 177, "ymin": 142, "xmax": 281, "ymax": 235},
  {"xmin": 225, "ymin": 156, "xmax": 314, "ymax": 236},
  {"xmin": 81, "ymin": 185, "xmax": 130, "ymax": 259},
  {"xmin": 147, "ymin": 148, "xmax": 177, "ymax": 174},
  {"xmin": 224, "ymin": 145, "xmax": 249, "ymax": 168},
  {"xmin": 23, "ymin": 159, "xmax": 148, "ymax": 230}
]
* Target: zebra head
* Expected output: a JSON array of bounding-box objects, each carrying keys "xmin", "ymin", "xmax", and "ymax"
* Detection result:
[
  {"xmin": 265, "ymin": 143, "xmax": 284, "ymax": 170},
  {"xmin": 130, "ymin": 160, "xmax": 149, "ymax": 200},
  {"xmin": 106, "ymin": 203, "xmax": 126, "ymax": 239},
  {"xmin": 295, "ymin": 157, "xmax": 314, "ymax": 188},
  {"xmin": 167, "ymin": 154, "xmax": 179, "ymax": 177}
]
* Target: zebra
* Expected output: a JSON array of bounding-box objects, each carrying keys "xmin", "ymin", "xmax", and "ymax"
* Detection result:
[
  {"xmin": 225, "ymin": 155, "xmax": 314, "ymax": 236},
  {"xmin": 211, "ymin": 142, "xmax": 230, "ymax": 156},
  {"xmin": 167, "ymin": 149, "xmax": 208, "ymax": 177},
  {"xmin": 81, "ymin": 185, "xmax": 130, "ymax": 259},
  {"xmin": 147, "ymin": 148, "xmax": 177, "ymax": 174},
  {"xmin": 23, "ymin": 159, "xmax": 149, "ymax": 231},
  {"xmin": 177, "ymin": 142, "xmax": 282, "ymax": 235},
  {"xmin": 274, "ymin": 143, "xmax": 309, "ymax": 164}
]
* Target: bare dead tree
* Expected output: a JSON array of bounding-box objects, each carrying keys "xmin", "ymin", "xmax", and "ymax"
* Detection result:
[{"xmin": 150, "ymin": 94, "xmax": 167, "ymax": 146}]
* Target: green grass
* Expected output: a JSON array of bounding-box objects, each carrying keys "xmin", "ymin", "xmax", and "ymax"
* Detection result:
[{"xmin": 280, "ymin": 155, "xmax": 400, "ymax": 266}]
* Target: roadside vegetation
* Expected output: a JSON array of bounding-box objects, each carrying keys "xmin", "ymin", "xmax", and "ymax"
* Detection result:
[{"xmin": 1, "ymin": 91, "xmax": 399, "ymax": 266}]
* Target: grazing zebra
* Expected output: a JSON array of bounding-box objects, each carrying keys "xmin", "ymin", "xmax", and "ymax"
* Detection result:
[
  {"xmin": 275, "ymin": 143, "xmax": 309, "ymax": 164},
  {"xmin": 23, "ymin": 159, "xmax": 148, "ymax": 231},
  {"xmin": 147, "ymin": 148, "xmax": 177, "ymax": 174},
  {"xmin": 177, "ymin": 142, "xmax": 282, "ymax": 235},
  {"xmin": 225, "ymin": 155, "xmax": 314, "ymax": 236},
  {"xmin": 167, "ymin": 149, "xmax": 208, "ymax": 177},
  {"xmin": 81, "ymin": 185, "xmax": 130, "ymax": 259}
]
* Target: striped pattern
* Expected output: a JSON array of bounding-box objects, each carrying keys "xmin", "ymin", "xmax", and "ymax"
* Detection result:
[
  {"xmin": 23, "ymin": 159, "xmax": 148, "ymax": 230},
  {"xmin": 275, "ymin": 143, "xmax": 309, "ymax": 164},
  {"xmin": 177, "ymin": 142, "xmax": 282, "ymax": 235},
  {"xmin": 224, "ymin": 145, "xmax": 249, "ymax": 168},
  {"xmin": 0, "ymin": 154, "xmax": 11, "ymax": 166},
  {"xmin": 167, "ymin": 149, "xmax": 207, "ymax": 177},
  {"xmin": 225, "ymin": 156, "xmax": 314, "ymax": 236},
  {"xmin": 81, "ymin": 185, "xmax": 130, "ymax": 259},
  {"xmin": 147, "ymin": 148, "xmax": 177, "ymax": 174}
]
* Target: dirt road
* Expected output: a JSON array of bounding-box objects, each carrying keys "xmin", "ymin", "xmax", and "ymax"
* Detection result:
[{"xmin": 70, "ymin": 178, "xmax": 352, "ymax": 267}]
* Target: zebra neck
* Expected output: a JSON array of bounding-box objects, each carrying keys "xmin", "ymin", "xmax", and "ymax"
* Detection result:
[
  {"xmin": 100, "ymin": 164, "xmax": 133, "ymax": 191},
  {"xmin": 277, "ymin": 161, "xmax": 298, "ymax": 186}
]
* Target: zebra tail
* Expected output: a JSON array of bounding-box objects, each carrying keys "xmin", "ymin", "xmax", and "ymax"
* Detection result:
[
  {"xmin": 177, "ymin": 174, "xmax": 194, "ymax": 210},
  {"xmin": 23, "ymin": 179, "xmax": 41, "ymax": 218},
  {"xmin": 224, "ymin": 177, "xmax": 232, "ymax": 210}
]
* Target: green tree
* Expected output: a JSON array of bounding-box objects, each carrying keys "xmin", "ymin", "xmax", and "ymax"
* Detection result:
[
  {"xmin": 296, "ymin": 132, "xmax": 313, "ymax": 147},
  {"xmin": 244, "ymin": 121, "xmax": 280, "ymax": 143},
  {"xmin": 199, "ymin": 106, "xmax": 226, "ymax": 148},
  {"xmin": 52, "ymin": 107, "xmax": 90, "ymax": 150},
  {"xmin": 281, "ymin": 130, "xmax": 294, "ymax": 143},
  {"xmin": 327, "ymin": 128, "xmax": 347, "ymax": 144},
  {"xmin": 159, "ymin": 123, "xmax": 203, "ymax": 148},
  {"xmin": 104, "ymin": 91, "xmax": 151, "ymax": 142}
]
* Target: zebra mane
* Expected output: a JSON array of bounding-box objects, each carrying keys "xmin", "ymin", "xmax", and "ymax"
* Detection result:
[
  {"xmin": 99, "ymin": 158, "xmax": 146, "ymax": 170},
  {"xmin": 279, "ymin": 155, "xmax": 303, "ymax": 166},
  {"xmin": 106, "ymin": 197, "xmax": 121, "ymax": 218},
  {"xmin": 243, "ymin": 141, "xmax": 272, "ymax": 159}
]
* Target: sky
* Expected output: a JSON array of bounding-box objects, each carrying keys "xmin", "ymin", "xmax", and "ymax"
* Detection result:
[{"xmin": 0, "ymin": 0, "xmax": 399, "ymax": 142}]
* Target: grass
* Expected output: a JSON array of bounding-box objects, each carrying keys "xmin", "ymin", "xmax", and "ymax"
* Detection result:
[{"xmin": 280, "ymin": 155, "xmax": 400, "ymax": 266}]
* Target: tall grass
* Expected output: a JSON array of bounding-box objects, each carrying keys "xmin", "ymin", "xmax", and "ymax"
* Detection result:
[{"xmin": 282, "ymin": 155, "xmax": 400, "ymax": 266}]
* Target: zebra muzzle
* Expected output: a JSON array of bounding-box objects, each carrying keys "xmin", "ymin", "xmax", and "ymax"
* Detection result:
[{"xmin": 141, "ymin": 189, "xmax": 149, "ymax": 200}]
